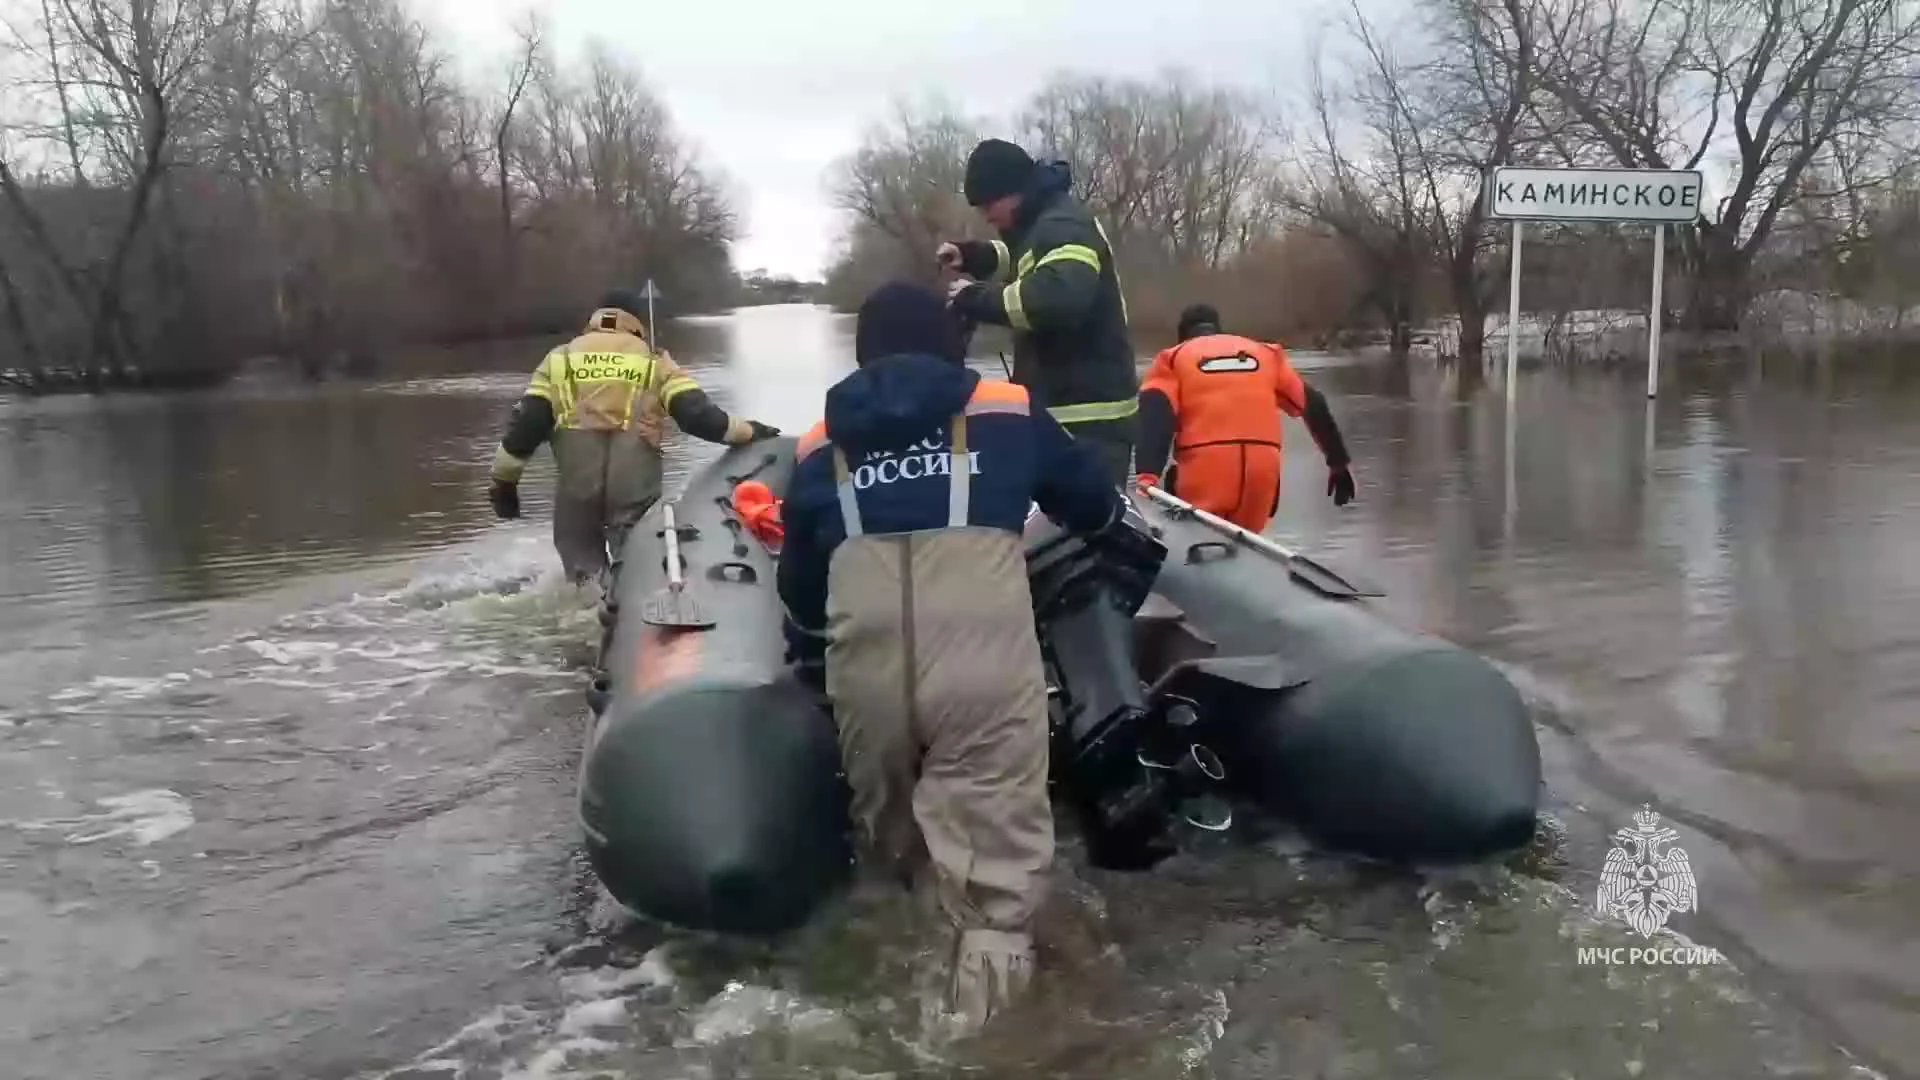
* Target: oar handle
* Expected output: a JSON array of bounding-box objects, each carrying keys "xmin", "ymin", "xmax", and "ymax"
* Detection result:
[
  {"xmin": 661, "ymin": 503, "xmax": 686, "ymax": 589},
  {"xmin": 1142, "ymin": 485, "xmax": 1299, "ymax": 561}
]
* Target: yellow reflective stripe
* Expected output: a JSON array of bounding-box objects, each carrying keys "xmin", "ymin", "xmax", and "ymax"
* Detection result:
[
  {"xmin": 1048, "ymin": 399, "xmax": 1138, "ymax": 424},
  {"xmin": 491, "ymin": 445, "xmax": 528, "ymax": 483},
  {"xmin": 1092, "ymin": 219, "xmax": 1129, "ymax": 326},
  {"xmin": 621, "ymin": 356, "xmax": 653, "ymax": 429},
  {"xmin": 660, "ymin": 374, "xmax": 700, "ymax": 406},
  {"xmin": 543, "ymin": 351, "xmax": 578, "ymax": 426},
  {"xmin": 990, "ymin": 239, "xmax": 1011, "ymax": 281},
  {"xmin": 526, "ymin": 352, "xmax": 557, "ymax": 401},
  {"xmin": 1035, "ymin": 244, "xmax": 1101, "ymax": 273},
  {"xmin": 1016, "ymin": 250, "xmax": 1035, "ymax": 277},
  {"xmin": 1001, "ymin": 281, "xmax": 1031, "ymax": 332}
]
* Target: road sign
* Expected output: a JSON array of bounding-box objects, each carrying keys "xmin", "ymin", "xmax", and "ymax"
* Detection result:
[
  {"xmin": 1488, "ymin": 166, "xmax": 1694, "ymax": 405},
  {"xmin": 638, "ymin": 278, "xmax": 663, "ymax": 301},
  {"xmin": 1489, "ymin": 167, "xmax": 1703, "ymax": 224}
]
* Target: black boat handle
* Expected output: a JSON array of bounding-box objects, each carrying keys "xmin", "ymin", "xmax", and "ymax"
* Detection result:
[
  {"xmin": 725, "ymin": 452, "xmax": 778, "ymax": 487},
  {"xmin": 707, "ymin": 561, "xmax": 758, "ymax": 584},
  {"xmin": 1185, "ymin": 540, "xmax": 1236, "ymax": 564}
]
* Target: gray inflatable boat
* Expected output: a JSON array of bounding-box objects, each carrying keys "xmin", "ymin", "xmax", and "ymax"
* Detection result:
[{"xmin": 578, "ymin": 439, "xmax": 1541, "ymax": 935}]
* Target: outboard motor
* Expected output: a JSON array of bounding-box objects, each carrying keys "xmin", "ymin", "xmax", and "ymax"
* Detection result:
[{"xmin": 1025, "ymin": 504, "xmax": 1185, "ymax": 869}]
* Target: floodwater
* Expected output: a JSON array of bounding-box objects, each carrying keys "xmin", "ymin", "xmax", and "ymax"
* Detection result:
[{"xmin": 1, "ymin": 304, "xmax": 1914, "ymax": 1080}]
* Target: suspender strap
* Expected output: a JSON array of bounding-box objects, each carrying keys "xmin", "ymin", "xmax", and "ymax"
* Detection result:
[
  {"xmin": 831, "ymin": 447, "xmax": 864, "ymax": 537},
  {"xmin": 831, "ymin": 412, "xmax": 973, "ymax": 538},
  {"xmin": 947, "ymin": 414, "xmax": 970, "ymax": 527}
]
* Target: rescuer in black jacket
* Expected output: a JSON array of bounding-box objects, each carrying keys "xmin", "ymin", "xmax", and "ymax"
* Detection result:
[{"xmin": 940, "ymin": 139, "xmax": 1139, "ymax": 486}]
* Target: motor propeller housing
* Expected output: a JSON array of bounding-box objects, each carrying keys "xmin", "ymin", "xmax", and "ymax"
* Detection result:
[{"xmin": 1025, "ymin": 510, "xmax": 1233, "ymax": 863}]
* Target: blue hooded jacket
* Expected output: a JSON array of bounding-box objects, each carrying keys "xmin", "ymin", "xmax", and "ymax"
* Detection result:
[{"xmin": 776, "ymin": 338, "xmax": 1122, "ymax": 683}]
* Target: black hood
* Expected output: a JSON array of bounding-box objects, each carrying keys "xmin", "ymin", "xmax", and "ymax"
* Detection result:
[
  {"xmin": 1010, "ymin": 160, "xmax": 1073, "ymax": 235},
  {"xmin": 824, "ymin": 353, "xmax": 980, "ymax": 458}
]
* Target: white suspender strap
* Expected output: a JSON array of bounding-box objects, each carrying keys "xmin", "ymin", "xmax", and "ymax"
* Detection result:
[
  {"xmin": 830, "ymin": 413, "xmax": 970, "ymax": 537},
  {"xmin": 947, "ymin": 414, "xmax": 970, "ymax": 528},
  {"xmin": 831, "ymin": 447, "xmax": 863, "ymax": 537}
]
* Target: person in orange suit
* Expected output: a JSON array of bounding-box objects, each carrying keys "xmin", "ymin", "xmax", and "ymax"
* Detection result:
[{"xmin": 1135, "ymin": 304, "xmax": 1355, "ymax": 531}]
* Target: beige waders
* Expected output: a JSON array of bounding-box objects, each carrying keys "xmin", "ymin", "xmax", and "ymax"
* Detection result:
[
  {"xmin": 821, "ymin": 414, "xmax": 1054, "ymax": 1032},
  {"xmin": 549, "ymin": 427, "xmax": 663, "ymax": 589}
]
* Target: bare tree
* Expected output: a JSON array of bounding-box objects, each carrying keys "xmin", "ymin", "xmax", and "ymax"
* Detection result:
[
  {"xmin": 492, "ymin": 10, "xmax": 544, "ymax": 309},
  {"xmin": 828, "ymin": 98, "xmax": 980, "ymax": 278},
  {"xmin": 822, "ymin": 78, "xmax": 1324, "ymax": 339},
  {"xmin": 1279, "ymin": 43, "xmax": 1436, "ymax": 358},
  {"xmin": 1020, "ymin": 72, "xmax": 1280, "ymax": 271},
  {"xmin": 0, "ymin": 0, "xmax": 741, "ymax": 392},
  {"xmin": 1528, "ymin": 0, "xmax": 1920, "ymax": 328}
]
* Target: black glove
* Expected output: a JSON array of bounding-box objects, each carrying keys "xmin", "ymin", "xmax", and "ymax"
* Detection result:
[
  {"xmin": 747, "ymin": 420, "xmax": 781, "ymax": 441},
  {"xmin": 488, "ymin": 478, "xmax": 520, "ymax": 520},
  {"xmin": 1327, "ymin": 465, "xmax": 1355, "ymax": 507}
]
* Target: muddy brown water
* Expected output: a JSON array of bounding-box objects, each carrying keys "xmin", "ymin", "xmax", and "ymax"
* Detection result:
[{"xmin": 1, "ymin": 304, "xmax": 1914, "ymax": 1079}]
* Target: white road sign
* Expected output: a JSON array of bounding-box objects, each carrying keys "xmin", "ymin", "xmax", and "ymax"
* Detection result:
[{"xmin": 1489, "ymin": 167, "xmax": 1703, "ymax": 223}]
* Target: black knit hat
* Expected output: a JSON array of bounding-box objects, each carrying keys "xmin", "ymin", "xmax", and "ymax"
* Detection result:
[
  {"xmin": 1177, "ymin": 303, "xmax": 1222, "ymax": 341},
  {"xmin": 964, "ymin": 138, "xmax": 1037, "ymax": 206},
  {"xmin": 855, "ymin": 282, "xmax": 965, "ymax": 366}
]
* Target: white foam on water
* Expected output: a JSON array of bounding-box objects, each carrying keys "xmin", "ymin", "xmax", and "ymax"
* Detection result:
[
  {"xmin": 240, "ymin": 638, "xmax": 340, "ymax": 667},
  {"xmin": 403, "ymin": 1004, "xmax": 544, "ymax": 1067},
  {"xmin": 36, "ymin": 530, "xmax": 593, "ymax": 743},
  {"xmin": 554, "ymin": 998, "xmax": 629, "ymax": 1038},
  {"xmin": 374, "ymin": 939, "xmax": 875, "ymax": 1080},
  {"xmin": 383, "ymin": 535, "xmax": 561, "ymax": 610},
  {"xmin": 556, "ymin": 949, "xmax": 675, "ymax": 1000},
  {"xmin": 1180, "ymin": 988, "xmax": 1232, "ymax": 1075},
  {"xmin": 497, "ymin": 1036, "xmax": 620, "ymax": 1080},
  {"xmin": 47, "ymin": 672, "xmax": 196, "ymax": 706},
  {"xmin": 4, "ymin": 788, "xmax": 194, "ymax": 847},
  {"xmin": 682, "ymin": 982, "xmax": 800, "ymax": 1045},
  {"xmin": 371, "ymin": 947, "xmax": 678, "ymax": 1080},
  {"xmin": 73, "ymin": 790, "xmax": 195, "ymax": 845}
]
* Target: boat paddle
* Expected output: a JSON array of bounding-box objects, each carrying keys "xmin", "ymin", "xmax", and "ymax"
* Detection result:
[
  {"xmin": 639, "ymin": 502, "xmax": 716, "ymax": 629},
  {"xmin": 1141, "ymin": 485, "xmax": 1384, "ymax": 600}
]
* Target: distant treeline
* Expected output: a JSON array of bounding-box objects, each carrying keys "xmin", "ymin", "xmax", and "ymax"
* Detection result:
[
  {"xmin": 733, "ymin": 271, "xmax": 826, "ymax": 307},
  {"xmin": 0, "ymin": 0, "xmax": 751, "ymax": 393},
  {"xmin": 825, "ymin": 0, "xmax": 1920, "ymax": 361}
]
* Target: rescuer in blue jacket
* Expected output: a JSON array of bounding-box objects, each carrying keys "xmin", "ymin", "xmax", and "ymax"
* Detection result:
[{"xmin": 777, "ymin": 281, "xmax": 1123, "ymax": 1033}]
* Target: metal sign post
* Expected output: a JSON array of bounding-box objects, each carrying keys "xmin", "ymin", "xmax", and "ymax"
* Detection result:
[
  {"xmin": 1487, "ymin": 166, "xmax": 1702, "ymax": 400},
  {"xmin": 1506, "ymin": 220, "xmax": 1523, "ymax": 407},
  {"xmin": 639, "ymin": 278, "xmax": 663, "ymax": 343},
  {"xmin": 1646, "ymin": 224, "xmax": 1666, "ymax": 398}
]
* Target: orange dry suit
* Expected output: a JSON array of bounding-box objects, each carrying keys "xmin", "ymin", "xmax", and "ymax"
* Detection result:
[{"xmin": 1135, "ymin": 332, "xmax": 1352, "ymax": 532}]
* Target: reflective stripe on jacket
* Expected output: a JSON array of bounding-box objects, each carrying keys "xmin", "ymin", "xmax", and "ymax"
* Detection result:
[
  {"xmin": 956, "ymin": 182, "xmax": 1139, "ymax": 429},
  {"xmin": 524, "ymin": 307, "xmax": 701, "ymax": 446}
]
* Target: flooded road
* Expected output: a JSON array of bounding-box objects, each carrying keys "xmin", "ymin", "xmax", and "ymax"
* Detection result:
[{"xmin": 1, "ymin": 304, "xmax": 1913, "ymax": 1079}]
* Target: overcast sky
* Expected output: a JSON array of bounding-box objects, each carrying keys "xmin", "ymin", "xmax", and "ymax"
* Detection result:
[{"xmin": 419, "ymin": 0, "xmax": 1336, "ymax": 280}]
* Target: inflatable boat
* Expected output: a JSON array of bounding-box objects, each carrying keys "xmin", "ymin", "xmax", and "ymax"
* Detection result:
[{"xmin": 578, "ymin": 439, "xmax": 1541, "ymax": 935}]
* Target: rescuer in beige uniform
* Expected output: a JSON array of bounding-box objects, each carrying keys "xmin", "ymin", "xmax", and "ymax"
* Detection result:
[
  {"xmin": 777, "ymin": 282, "xmax": 1124, "ymax": 1031},
  {"xmin": 487, "ymin": 290, "xmax": 779, "ymax": 586}
]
